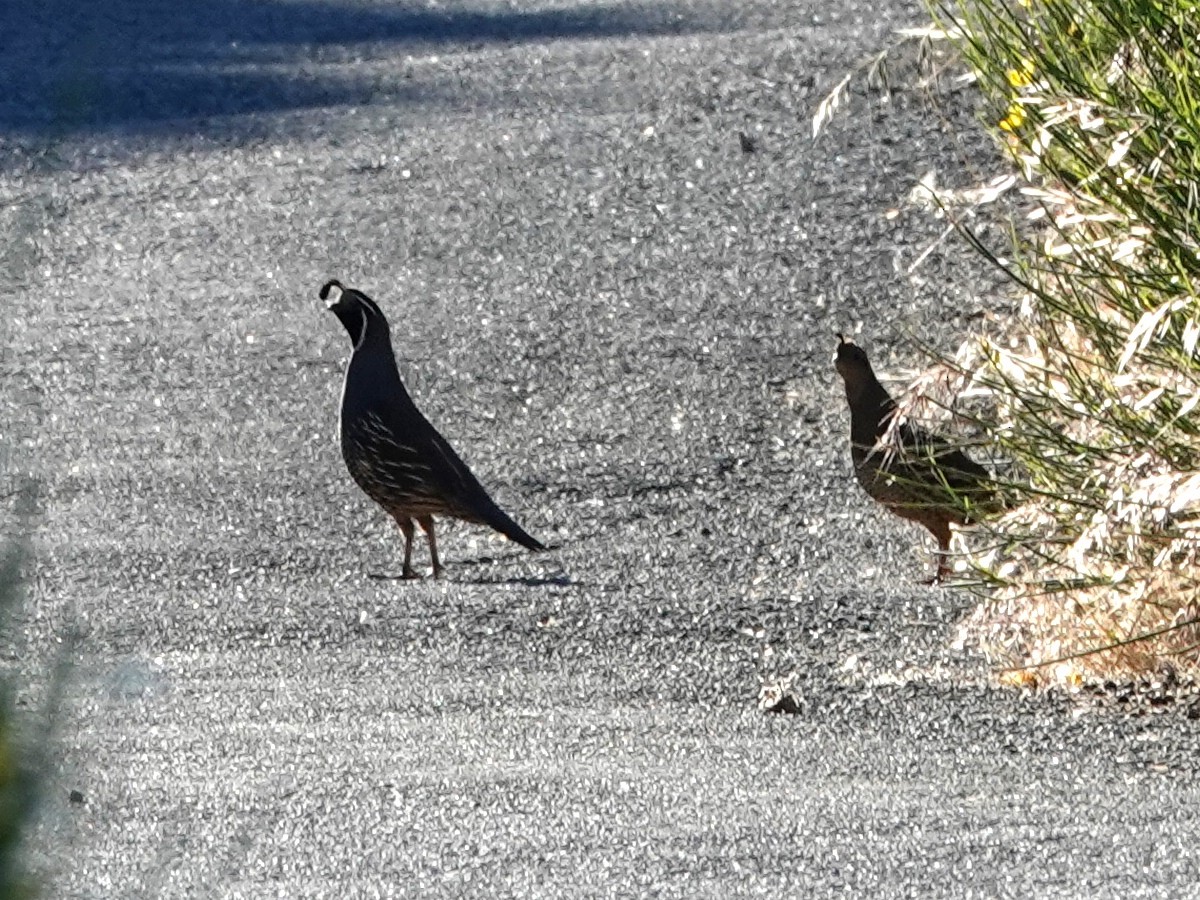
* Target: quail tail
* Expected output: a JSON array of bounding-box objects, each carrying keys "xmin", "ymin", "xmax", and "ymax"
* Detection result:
[{"xmin": 478, "ymin": 499, "xmax": 545, "ymax": 552}]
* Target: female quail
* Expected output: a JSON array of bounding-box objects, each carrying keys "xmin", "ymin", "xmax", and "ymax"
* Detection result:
[
  {"xmin": 322, "ymin": 279, "xmax": 544, "ymax": 578},
  {"xmin": 835, "ymin": 334, "xmax": 1000, "ymax": 584}
]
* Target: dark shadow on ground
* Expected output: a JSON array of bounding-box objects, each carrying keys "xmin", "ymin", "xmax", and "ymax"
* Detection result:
[
  {"xmin": 366, "ymin": 570, "xmax": 576, "ymax": 587},
  {"xmin": 0, "ymin": 0, "xmax": 739, "ymax": 136},
  {"xmin": 457, "ymin": 573, "xmax": 577, "ymax": 587}
]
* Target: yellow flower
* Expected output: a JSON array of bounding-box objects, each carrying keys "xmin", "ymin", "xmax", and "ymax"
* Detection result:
[
  {"xmin": 999, "ymin": 103, "xmax": 1027, "ymax": 132},
  {"xmin": 1006, "ymin": 58, "xmax": 1036, "ymax": 88}
]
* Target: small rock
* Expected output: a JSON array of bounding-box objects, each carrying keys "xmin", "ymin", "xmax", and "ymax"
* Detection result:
[{"xmin": 758, "ymin": 680, "xmax": 803, "ymax": 715}]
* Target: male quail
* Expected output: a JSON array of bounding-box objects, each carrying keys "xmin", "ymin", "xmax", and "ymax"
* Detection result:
[
  {"xmin": 322, "ymin": 279, "xmax": 544, "ymax": 578},
  {"xmin": 835, "ymin": 334, "xmax": 1000, "ymax": 584}
]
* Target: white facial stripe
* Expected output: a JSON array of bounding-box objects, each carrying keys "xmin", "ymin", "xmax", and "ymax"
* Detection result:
[
  {"xmin": 324, "ymin": 283, "xmax": 344, "ymax": 308},
  {"xmin": 353, "ymin": 307, "xmax": 369, "ymax": 351}
]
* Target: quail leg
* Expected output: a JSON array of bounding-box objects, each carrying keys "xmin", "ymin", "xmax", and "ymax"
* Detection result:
[
  {"xmin": 417, "ymin": 515, "xmax": 443, "ymax": 579},
  {"xmin": 925, "ymin": 554, "xmax": 951, "ymax": 586},
  {"xmin": 393, "ymin": 515, "xmax": 420, "ymax": 579},
  {"xmin": 922, "ymin": 520, "xmax": 954, "ymax": 586}
]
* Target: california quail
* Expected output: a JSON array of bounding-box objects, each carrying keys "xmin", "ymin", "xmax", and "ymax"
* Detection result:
[
  {"xmin": 322, "ymin": 279, "xmax": 544, "ymax": 578},
  {"xmin": 835, "ymin": 334, "xmax": 1001, "ymax": 584}
]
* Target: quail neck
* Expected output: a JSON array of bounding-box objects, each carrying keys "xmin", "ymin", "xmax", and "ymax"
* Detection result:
[
  {"xmin": 335, "ymin": 301, "xmax": 391, "ymax": 354},
  {"xmin": 836, "ymin": 354, "xmax": 896, "ymax": 449},
  {"xmin": 341, "ymin": 332, "xmax": 410, "ymax": 421},
  {"xmin": 845, "ymin": 377, "xmax": 895, "ymax": 449}
]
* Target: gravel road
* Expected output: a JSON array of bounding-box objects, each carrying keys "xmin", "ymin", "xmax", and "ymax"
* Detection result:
[{"xmin": 3, "ymin": 1, "xmax": 1199, "ymax": 897}]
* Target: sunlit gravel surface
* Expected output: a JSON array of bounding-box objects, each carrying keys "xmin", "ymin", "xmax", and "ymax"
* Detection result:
[{"xmin": 3, "ymin": 1, "xmax": 1200, "ymax": 897}]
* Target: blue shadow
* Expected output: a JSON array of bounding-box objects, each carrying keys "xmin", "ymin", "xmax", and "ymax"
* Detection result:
[{"xmin": 0, "ymin": 0, "xmax": 735, "ymax": 136}]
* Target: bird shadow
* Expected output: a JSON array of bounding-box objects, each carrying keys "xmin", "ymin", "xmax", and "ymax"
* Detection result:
[
  {"xmin": 464, "ymin": 573, "xmax": 578, "ymax": 588},
  {"xmin": 453, "ymin": 540, "xmax": 569, "ymax": 566},
  {"xmin": 366, "ymin": 569, "xmax": 577, "ymax": 588},
  {"xmin": 365, "ymin": 541, "xmax": 575, "ymax": 588}
]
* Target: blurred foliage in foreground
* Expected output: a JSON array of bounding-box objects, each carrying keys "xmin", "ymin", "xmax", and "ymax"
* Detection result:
[{"xmin": 0, "ymin": 478, "xmax": 40, "ymax": 898}]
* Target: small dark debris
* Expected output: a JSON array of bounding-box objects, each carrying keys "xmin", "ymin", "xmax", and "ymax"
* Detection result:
[
  {"xmin": 758, "ymin": 681, "xmax": 803, "ymax": 715},
  {"xmin": 69, "ymin": 790, "xmax": 85, "ymax": 805},
  {"xmin": 738, "ymin": 131, "xmax": 758, "ymax": 154}
]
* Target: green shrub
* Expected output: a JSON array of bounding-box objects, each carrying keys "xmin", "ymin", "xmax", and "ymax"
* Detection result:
[{"xmin": 939, "ymin": 0, "xmax": 1200, "ymax": 684}]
